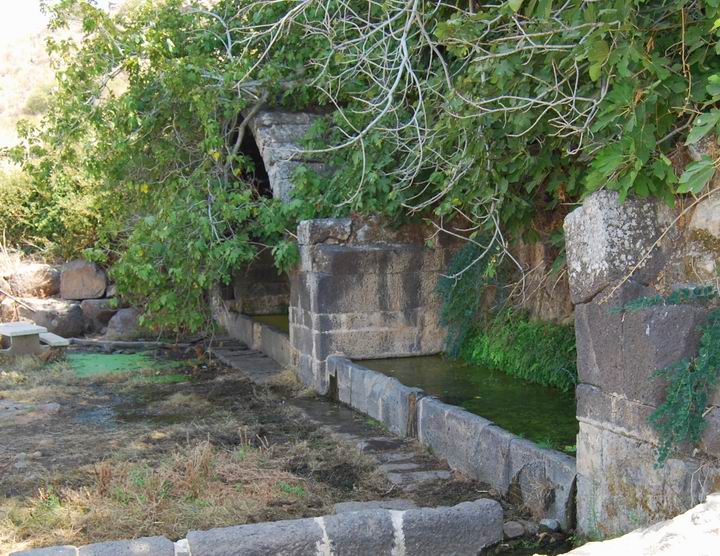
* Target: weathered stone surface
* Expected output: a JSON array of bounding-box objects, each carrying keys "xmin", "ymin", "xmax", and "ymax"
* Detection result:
[
  {"xmin": 322, "ymin": 511, "xmax": 396, "ymax": 554},
  {"xmin": 334, "ymin": 499, "xmax": 417, "ymax": 513},
  {"xmin": 230, "ymin": 249, "xmax": 289, "ymax": 315},
  {"xmin": 576, "ymin": 422, "xmax": 720, "ymax": 537},
  {"xmin": 574, "ymin": 283, "xmax": 707, "ymax": 407},
  {"xmin": 3, "ymin": 263, "xmax": 60, "ymax": 297},
  {"xmin": 12, "ymin": 297, "xmax": 84, "ymax": 337},
  {"xmin": 540, "ymin": 518, "xmax": 561, "ymax": 532},
  {"xmin": 401, "ymin": 500, "xmax": 503, "ymax": 555},
  {"xmin": 245, "ymin": 109, "xmax": 325, "ymax": 202},
  {"xmin": 10, "ymin": 547, "xmax": 77, "ymax": 556},
  {"xmin": 80, "ymin": 299, "xmax": 117, "ymax": 333},
  {"xmin": 689, "ymin": 195, "xmax": 720, "ymax": 239},
  {"xmin": 503, "ymin": 520, "xmax": 525, "ymax": 539},
  {"xmin": 297, "ymin": 218, "xmax": 353, "ymax": 245},
  {"xmin": 188, "ymin": 518, "xmax": 323, "ymax": 556},
  {"xmin": 513, "ymin": 238, "xmax": 574, "ymax": 323},
  {"xmin": 60, "ymin": 260, "xmax": 106, "ymax": 300},
  {"xmin": 564, "ymin": 191, "xmax": 667, "ymax": 304},
  {"xmin": 104, "ymin": 308, "xmax": 141, "ymax": 340},
  {"xmin": 78, "ymin": 536, "xmax": 174, "ymax": 555},
  {"xmin": 566, "ymin": 492, "xmax": 720, "ymax": 555},
  {"xmin": 259, "ymin": 324, "xmax": 295, "ymax": 368}
]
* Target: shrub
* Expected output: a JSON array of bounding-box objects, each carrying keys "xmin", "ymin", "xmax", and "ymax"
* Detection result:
[{"xmin": 461, "ymin": 310, "xmax": 578, "ymax": 392}]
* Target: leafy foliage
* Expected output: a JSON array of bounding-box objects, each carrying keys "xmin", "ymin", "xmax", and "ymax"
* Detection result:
[
  {"xmin": 612, "ymin": 285, "xmax": 718, "ymax": 313},
  {"xmin": 461, "ymin": 310, "xmax": 578, "ymax": 392},
  {"xmin": 9, "ymin": 0, "xmax": 720, "ymax": 330},
  {"xmin": 650, "ymin": 309, "xmax": 720, "ymax": 466}
]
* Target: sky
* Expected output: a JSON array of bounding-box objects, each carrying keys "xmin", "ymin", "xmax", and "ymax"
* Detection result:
[{"xmin": 0, "ymin": 1, "xmax": 115, "ymax": 40}]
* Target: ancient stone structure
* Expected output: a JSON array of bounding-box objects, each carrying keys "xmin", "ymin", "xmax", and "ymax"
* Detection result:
[
  {"xmin": 564, "ymin": 190, "xmax": 720, "ymax": 537},
  {"xmin": 227, "ymin": 249, "xmax": 289, "ymax": 316},
  {"xmin": 290, "ymin": 216, "xmax": 456, "ymax": 393},
  {"xmin": 244, "ymin": 109, "xmax": 325, "ymax": 202}
]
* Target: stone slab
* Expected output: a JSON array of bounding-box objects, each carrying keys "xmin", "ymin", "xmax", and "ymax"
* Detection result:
[
  {"xmin": 334, "ymin": 499, "xmax": 417, "ymax": 514},
  {"xmin": 77, "ymin": 537, "xmax": 174, "ymax": 556}
]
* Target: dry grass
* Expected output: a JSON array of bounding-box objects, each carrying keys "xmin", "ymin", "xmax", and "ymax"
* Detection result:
[
  {"xmin": 0, "ymin": 355, "xmax": 79, "ymax": 402},
  {"xmin": 0, "ymin": 434, "xmax": 387, "ymax": 553}
]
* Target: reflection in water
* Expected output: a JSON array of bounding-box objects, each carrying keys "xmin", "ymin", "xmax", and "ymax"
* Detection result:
[
  {"xmin": 251, "ymin": 314, "xmax": 290, "ymax": 334},
  {"xmin": 362, "ymin": 355, "xmax": 578, "ymax": 453}
]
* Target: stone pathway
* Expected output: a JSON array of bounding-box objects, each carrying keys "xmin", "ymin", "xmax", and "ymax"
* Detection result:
[
  {"xmin": 210, "ymin": 338, "xmax": 461, "ymax": 496},
  {"xmin": 208, "ymin": 339, "xmax": 284, "ymax": 384}
]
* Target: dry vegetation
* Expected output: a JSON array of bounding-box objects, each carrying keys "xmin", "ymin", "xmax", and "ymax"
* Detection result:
[{"xmin": 0, "ymin": 352, "xmax": 390, "ymax": 554}]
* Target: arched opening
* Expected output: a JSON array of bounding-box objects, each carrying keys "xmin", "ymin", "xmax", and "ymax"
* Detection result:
[{"xmin": 230, "ymin": 124, "xmax": 272, "ymax": 198}]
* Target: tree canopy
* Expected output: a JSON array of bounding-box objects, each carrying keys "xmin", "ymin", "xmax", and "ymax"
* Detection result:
[{"xmin": 7, "ymin": 0, "xmax": 720, "ymax": 331}]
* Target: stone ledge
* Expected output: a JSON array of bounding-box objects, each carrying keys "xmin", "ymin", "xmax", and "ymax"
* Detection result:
[
  {"xmin": 331, "ymin": 357, "xmax": 577, "ymax": 530},
  {"xmin": 12, "ymin": 536, "xmax": 174, "ymax": 556},
  {"xmin": 186, "ymin": 499, "xmax": 502, "ymax": 556}
]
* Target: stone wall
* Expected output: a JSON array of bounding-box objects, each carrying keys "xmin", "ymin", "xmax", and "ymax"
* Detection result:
[
  {"xmin": 290, "ymin": 216, "xmax": 457, "ymax": 393},
  {"xmin": 228, "ymin": 250, "xmax": 289, "ymax": 315},
  {"xmin": 564, "ymin": 190, "xmax": 720, "ymax": 537}
]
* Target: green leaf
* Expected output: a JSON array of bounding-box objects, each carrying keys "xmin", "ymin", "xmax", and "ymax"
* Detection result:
[
  {"xmin": 589, "ymin": 63, "xmax": 602, "ymax": 82},
  {"xmin": 677, "ymin": 157, "xmax": 715, "ymax": 194},
  {"xmin": 508, "ymin": 0, "xmax": 524, "ymax": 11},
  {"xmin": 685, "ymin": 111, "xmax": 720, "ymax": 145}
]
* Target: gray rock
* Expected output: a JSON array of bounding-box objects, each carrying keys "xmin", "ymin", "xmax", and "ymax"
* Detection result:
[
  {"xmin": 322, "ymin": 510, "xmax": 396, "ymax": 555},
  {"xmin": 503, "ymin": 520, "xmax": 526, "ymax": 539},
  {"xmin": 187, "ymin": 517, "xmax": 323, "ymax": 556},
  {"xmin": 297, "ymin": 218, "xmax": 353, "ymax": 245},
  {"xmin": 104, "ymin": 308, "xmax": 141, "ymax": 340},
  {"xmin": 10, "ymin": 546, "xmax": 77, "ymax": 556},
  {"xmin": 334, "ymin": 499, "xmax": 417, "ymax": 514},
  {"xmin": 402, "ymin": 499, "xmax": 504, "ymax": 555},
  {"xmin": 689, "ymin": 195, "xmax": 720, "ymax": 239},
  {"xmin": 564, "ymin": 191, "xmax": 668, "ymax": 304},
  {"xmin": 78, "ymin": 536, "xmax": 174, "ymax": 555},
  {"xmin": 12, "ymin": 297, "xmax": 85, "ymax": 337},
  {"xmin": 80, "ymin": 299, "xmax": 117, "ymax": 333},
  {"xmin": 539, "ymin": 518, "xmax": 561, "ymax": 532},
  {"xmin": 60, "ymin": 260, "xmax": 106, "ymax": 300}
]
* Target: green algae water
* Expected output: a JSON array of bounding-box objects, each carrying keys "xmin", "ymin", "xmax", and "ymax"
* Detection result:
[
  {"xmin": 362, "ymin": 355, "xmax": 578, "ymax": 453},
  {"xmin": 66, "ymin": 352, "xmax": 190, "ymax": 382},
  {"xmin": 252, "ymin": 314, "xmax": 290, "ymax": 334}
]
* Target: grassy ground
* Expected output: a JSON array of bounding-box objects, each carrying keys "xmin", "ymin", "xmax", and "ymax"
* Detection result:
[{"xmin": 0, "ymin": 351, "xmax": 390, "ymax": 554}]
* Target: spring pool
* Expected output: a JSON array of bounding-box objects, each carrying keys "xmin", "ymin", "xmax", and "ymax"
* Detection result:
[{"xmin": 361, "ymin": 355, "xmax": 578, "ymax": 453}]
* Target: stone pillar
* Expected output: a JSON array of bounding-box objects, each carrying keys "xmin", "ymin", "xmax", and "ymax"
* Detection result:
[
  {"xmin": 290, "ymin": 216, "xmax": 454, "ymax": 393},
  {"xmin": 564, "ymin": 191, "xmax": 720, "ymax": 537}
]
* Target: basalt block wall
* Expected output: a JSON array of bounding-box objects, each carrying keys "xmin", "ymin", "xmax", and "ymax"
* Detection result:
[
  {"xmin": 290, "ymin": 217, "xmax": 456, "ymax": 394},
  {"xmin": 564, "ymin": 190, "xmax": 720, "ymax": 537},
  {"xmin": 227, "ymin": 249, "xmax": 290, "ymax": 316}
]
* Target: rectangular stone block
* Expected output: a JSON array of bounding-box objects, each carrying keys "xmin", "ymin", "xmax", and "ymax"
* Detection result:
[
  {"xmin": 311, "ymin": 243, "xmax": 429, "ymax": 275},
  {"xmin": 259, "ymin": 325, "xmax": 295, "ymax": 368},
  {"xmin": 78, "ymin": 536, "xmax": 174, "ymax": 555}
]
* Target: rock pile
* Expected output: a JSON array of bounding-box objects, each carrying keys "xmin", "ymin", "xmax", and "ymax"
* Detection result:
[{"xmin": 1, "ymin": 259, "xmax": 139, "ymax": 339}]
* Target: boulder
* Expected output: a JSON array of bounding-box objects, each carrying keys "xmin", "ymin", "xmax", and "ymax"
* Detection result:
[
  {"xmin": 105, "ymin": 308, "xmax": 142, "ymax": 340},
  {"xmin": 7, "ymin": 297, "xmax": 84, "ymax": 337},
  {"xmin": 2, "ymin": 263, "xmax": 60, "ymax": 298},
  {"xmin": 80, "ymin": 299, "xmax": 117, "ymax": 333},
  {"xmin": 60, "ymin": 260, "xmax": 106, "ymax": 300}
]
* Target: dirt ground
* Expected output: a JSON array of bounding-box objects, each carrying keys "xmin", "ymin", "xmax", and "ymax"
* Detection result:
[{"xmin": 0, "ymin": 347, "xmax": 518, "ymax": 554}]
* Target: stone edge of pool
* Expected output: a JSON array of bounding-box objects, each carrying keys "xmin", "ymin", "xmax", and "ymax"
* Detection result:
[
  {"xmin": 327, "ymin": 355, "xmax": 577, "ymax": 531},
  {"xmin": 216, "ymin": 310, "xmax": 576, "ymax": 531}
]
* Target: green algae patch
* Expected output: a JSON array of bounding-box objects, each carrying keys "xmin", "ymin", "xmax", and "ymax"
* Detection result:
[{"xmin": 66, "ymin": 352, "xmax": 186, "ymax": 379}]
